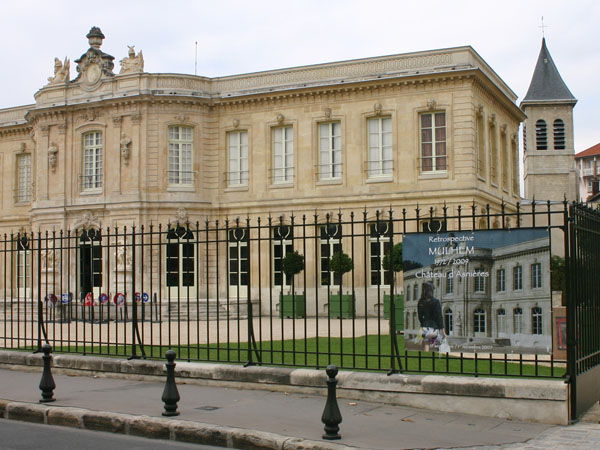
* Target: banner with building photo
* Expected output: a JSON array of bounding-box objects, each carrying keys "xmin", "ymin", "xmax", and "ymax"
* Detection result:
[{"xmin": 402, "ymin": 228, "xmax": 552, "ymax": 354}]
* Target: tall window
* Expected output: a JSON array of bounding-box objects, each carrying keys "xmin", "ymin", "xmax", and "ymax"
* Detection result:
[
  {"xmin": 79, "ymin": 229, "xmax": 102, "ymax": 298},
  {"xmin": 535, "ymin": 120, "xmax": 547, "ymax": 150},
  {"xmin": 228, "ymin": 228, "xmax": 249, "ymax": 287},
  {"xmin": 319, "ymin": 122, "xmax": 342, "ymax": 180},
  {"xmin": 420, "ymin": 112, "xmax": 446, "ymax": 172},
  {"xmin": 474, "ymin": 268, "xmax": 486, "ymax": 293},
  {"xmin": 406, "ymin": 285, "xmax": 412, "ymax": 302},
  {"xmin": 531, "ymin": 262, "xmax": 542, "ymax": 289},
  {"xmin": 497, "ymin": 309, "xmax": 507, "ymax": 335},
  {"xmin": 413, "ymin": 283, "xmax": 418, "ymax": 301},
  {"xmin": 474, "ymin": 308, "xmax": 486, "ymax": 333},
  {"xmin": 320, "ymin": 224, "xmax": 342, "ymax": 286},
  {"xmin": 166, "ymin": 227, "xmax": 195, "ymax": 289},
  {"xmin": 489, "ymin": 123, "xmax": 498, "ymax": 184},
  {"xmin": 496, "ymin": 268, "xmax": 506, "ymax": 292},
  {"xmin": 553, "ymin": 119, "xmax": 565, "ymax": 150},
  {"xmin": 82, "ymin": 131, "xmax": 103, "ymax": 190},
  {"xmin": 228, "ymin": 131, "xmax": 248, "ymax": 187},
  {"xmin": 369, "ymin": 222, "xmax": 392, "ymax": 286},
  {"xmin": 532, "ymin": 307, "xmax": 543, "ymax": 334},
  {"xmin": 513, "ymin": 307, "xmax": 523, "ymax": 334},
  {"xmin": 501, "ymin": 131, "xmax": 508, "ymax": 189},
  {"xmin": 476, "ymin": 111, "xmax": 485, "ymax": 178},
  {"xmin": 445, "ymin": 274, "xmax": 454, "ymax": 294},
  {"xmin": 513, "ymin": 265, "xmax": 523, "ymax": 290},
  {"xmin": 16, "ymin": 154, "xmax": 32, "ymax": 203},
  {"xmin": 168, "ymin": 126, "xmax": 193, "ymax": 186},
  {"xmin": 273, "ymin": 225, "xmax": 293, "ymax": 287},
  {"xmin": 511, "ymin": 137, "xmax": 519, "ymax": 194},
  {"xmin": 367, "ymin": 117, "xmax": 392, "ymax": 177},
  {"xmin": 444, "ymin": 308, "xmax": 453, "ymax": 334},
  {"xmin": 15, "ymin": 236, "xmax": 30, "ymax": 295},
  {"xmin": 272, "ymin": 126, "xmax": 294, "ymax": 184}
]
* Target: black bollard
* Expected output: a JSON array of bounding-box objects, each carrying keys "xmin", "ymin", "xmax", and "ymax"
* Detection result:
[
  {"xmin": 39, "ymin": 343, "xmax": 56, "ymax": 403},
  {"xmin": 321, "ymin": 364, "xmax": 342, "ymax": 440},
  {"xmin": 162, "ymin": 349, "xmax": 180, "ymax": 416}
]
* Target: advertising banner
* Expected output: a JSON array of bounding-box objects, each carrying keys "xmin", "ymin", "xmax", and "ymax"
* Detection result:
[{"xmin": 402, "ymin": 229, "xmax": 551, "ymax": 354}]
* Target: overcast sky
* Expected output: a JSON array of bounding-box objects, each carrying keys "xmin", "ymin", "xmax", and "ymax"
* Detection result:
[{"xmin": 1, "ymin": 0, "xmax": 597, "ymax": 151}]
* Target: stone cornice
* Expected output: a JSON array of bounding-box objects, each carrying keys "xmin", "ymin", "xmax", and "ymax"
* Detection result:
[{"xmin": 0, "ymin": 123, "xmax": 33, "ymax": 138}]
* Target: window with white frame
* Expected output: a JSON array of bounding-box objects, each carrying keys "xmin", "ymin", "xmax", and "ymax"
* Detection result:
[
  {"xmin": 227, "ymin": 130, "xmax": 248, "ymax": 187},
  {"xmin": 367, "ymin": 117, "xmax": 392, "ymax": 177},
  {"xmin": 513, "ymin": 265, "xmax": 523, "ymax": 290},
  {"xmin": 420, "ymin": 112, "xmax": 447, "ymax": 172},
  {"xmin": 16, "ymin": 153, "xmax": 32, "ymax": 203},
  {"xmin": 473, "ymin": 308, "xmax": 486, "ymax": 333},
  {"xmin": 513, "ymin": 307, "xmax": 523, "ymax": 333},
  {"xmin": 531, "ymin": 262, "xmax": 542, "ymax": 289},
  {"xmin": 532, "ymin": 307, "xmax": 543, "ymax": 334},
  {"xmin": 369, "ymin": 222, "xmax": 392, "ymax": 286},
  {"xmin": 82, "ymin": 131, "xmax": 103, "ymax": 190},
  {"xmin": 445, "ymin": 274, "xmax": 453, "ymax": 294},
  {"xmin": 497, "ymin": 308, "xmax": 507, "ymax": 334},
  {"xmin": 272, "ymin": 126, "xmax": 294, "ymax": 184},
  {"xmin": 320, "ymin": 224, "xmax": 342, "ymax": 286},
  {"xmin": 273, "ymin": 225, "xmax": 293, "ymax": 287},
  {"xmin": 496, "ymin": 268, "xmax": 506, "ymax": 292},
  {"xmin": 474, "ymin": 268, "xmax": 486, "ymax": 293},
  {"xmin": 166, "ymin": 227, "xmax": 196, "ymax": 289},
  {"xmin": 168, "ymin": 126, "xmax": 193, "ymax": 186},
  {"xmin": 319, "ymin": 122, "xmax": 342, "ymax": 180},
  {"xmin": 15, "ymin": 236, "xmax": 30, "ymax": 295},
  {"xmin": 228, "ymin": 228, "xmax": 249, "ymax": 287},
  {"xmin": 444, "ymin": 308, "xmax": 453, "ymax": 334}
]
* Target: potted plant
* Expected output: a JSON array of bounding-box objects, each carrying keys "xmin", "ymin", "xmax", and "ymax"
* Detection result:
[
  {"xmin": 279, "ymin": 250, "xmax": 305, "ymax": 318},
  {"xmin": 382, "ymin": 242, "xmax": 404, "ymax": 329},
  {"xmin": 328, "ymin": 251, "xmax": 355, "ymax": 318}
]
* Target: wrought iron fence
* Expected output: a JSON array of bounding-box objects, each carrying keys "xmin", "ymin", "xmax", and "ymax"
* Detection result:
[{"xmin": 0, "ymin": 202, "xmax": 572, "ymax": 378}]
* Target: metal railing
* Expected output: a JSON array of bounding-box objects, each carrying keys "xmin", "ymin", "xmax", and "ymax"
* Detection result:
[{"xmin": 0, "ymin": 201, "xmax": 573, "ymax": 378}]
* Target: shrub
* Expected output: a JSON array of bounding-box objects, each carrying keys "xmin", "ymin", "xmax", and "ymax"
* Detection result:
[
  {"xmin": 282, "ymin": 250, "xmax": 305, "ymax": 278},
  {"xmin": 329, "ymin": 251, "xmax": 354, "ymax": 277}
]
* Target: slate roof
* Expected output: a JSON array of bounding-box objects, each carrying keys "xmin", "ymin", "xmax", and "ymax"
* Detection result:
[
  {"xmin": 521, "ymin": 38, "xmax": 576, "ymax": 105},
  {"xmin": 575, "ymin": 143, "xmax": 600, "ymax": 159}
]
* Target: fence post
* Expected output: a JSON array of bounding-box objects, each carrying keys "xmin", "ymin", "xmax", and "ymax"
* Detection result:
[
  {"xmin": 162, "ymin": 349, "xmax": 180, "ymax": 416},
  {"xmin": 39, "ymin": 343, "xmax": 56, "ymax": 403}
]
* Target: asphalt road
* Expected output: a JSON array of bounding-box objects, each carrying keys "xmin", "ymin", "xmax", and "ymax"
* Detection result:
[{"xmin": 0, "ymin": 419, "xmax": 225, "ymax": 450}]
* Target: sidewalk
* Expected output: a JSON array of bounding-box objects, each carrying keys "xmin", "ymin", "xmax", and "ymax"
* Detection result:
[{"xmin": 0, "ymin": 366, "xmax": 598, "ymax": 449}]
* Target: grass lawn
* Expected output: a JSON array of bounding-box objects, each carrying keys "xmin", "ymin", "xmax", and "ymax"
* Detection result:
[{"xmin": 38, "ymin": 334, "xmax": 566, "ymax": 379}]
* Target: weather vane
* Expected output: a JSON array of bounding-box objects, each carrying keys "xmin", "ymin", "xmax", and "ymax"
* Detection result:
[{"xmin": 539, "ymin": 16, "xmax": 549, "ymax": 38}]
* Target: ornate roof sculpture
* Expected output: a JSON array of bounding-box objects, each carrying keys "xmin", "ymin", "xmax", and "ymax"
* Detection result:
[
  {"xmin": 522, "ymin": 38, "xmax": 576, "ymax": 105},
  {"xmin": 73, "ymin": 26, "xmax": 115, "ymax": 87}
]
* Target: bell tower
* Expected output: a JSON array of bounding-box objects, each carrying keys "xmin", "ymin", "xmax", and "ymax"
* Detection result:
[{"xmin": 521, "ymin": 38, "xmax": 577, "ymax": 201}]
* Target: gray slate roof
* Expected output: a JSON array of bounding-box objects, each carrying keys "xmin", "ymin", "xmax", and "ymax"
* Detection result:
[{"xmin": 522, "ymin": 38, "xmax": 576, "ymax": 104}]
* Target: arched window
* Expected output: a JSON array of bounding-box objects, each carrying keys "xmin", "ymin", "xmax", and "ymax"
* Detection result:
[
  {"xmin": 535, "ymin": 120, "xmax": 547, "ymax": 150},
  {"xmin": 497, "ymin": 308, "xmax": 506, "ymax": 335},
  {"xmin": 15, "ymin": 235, "xmax": 31, "ymax": 296},
  {"xmin": 553, "ymin": 119, "xmax": 565, "ymax": 150},
  {"xmin": 444, "ymin": 308, "xmax": 453, "ymax": 334},
  {"xmin": 474, "ymin": 308, "xmax": 486, "ymax": 333},
  {"xmin": 166, "ymin": 227, "xmax": 196, "ymax": 290},
  {"xmin": 513, "ymin": 307, "xmax": 523, "ymax": 334},
  {"xmin": 532, "ymin": 307, "xmax": 543, "ymax": 335},
  {"xmin": 80, "ymin": 229, "xmax": 102, "ymax": 299}
]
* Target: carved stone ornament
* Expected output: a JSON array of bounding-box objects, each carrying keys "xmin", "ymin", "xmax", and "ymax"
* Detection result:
[
  {"xmin": 476, "ymin": 104, "xmax": 484, "ymax": 117},
  {"xmin": 323, "ymin": 107, "xmax": 332, "ymax": 119},
  {"xmin": 80, "ymin": 109, "xmax": 99, "ymax": 122},
  {"xmin": 120, "ymin": 134, "xmax": 132, "ymax": 165},
  {"xmin": 173, "ymin": 208, "xmax": 189, "ymax": 224},
  {"xmin": 74, "ymin": 27, "xmax": 115, "ymax": 89},
  {"xmin": 119, "ymin": 45, "xmax": 144, "ymax": 75},
  {"xmin": 511, "ymin": 133, "xmax": 518, "ymax": 143},
  {"xmin": 48, "ymin": 144, "xmax": 58, "ymax": 172},
  {"xmin": 58, "ymin": 124, "xmax": 67, "ymax": 135},
  {"xmin": 426, "ymin": 99, "xmax": 437, "ymax": 111},
  {"xmin": 131, "ymin": 113, "xmax": 142, "ymax": 124},
  {"xmin": 232, "ymin": 119, "xmax": 240, "ymax": 128},
  {"xmin": 73, "ymin": 211, "xmax": 101, "ymax": 230},
  {"xmin": 112, "ymin": 116, "xmax": 123, "ymax": 127},
  {"xmin": 500, "ymin": 124, "xmax": 507, "ymax": 134},
  {"xmin": 488, "ymin": 113, "xmax": 496, "ymax": 126},
  {"xmin": 276, "ymin": 113, "xmax": 284, "ymax": 124},
  {"xmin": 175, "ymin": 114, "xmax": 189, "ymax": 123},
  {"xmin": 41, "ymin": 250, "xmax": 57, "ymax": 273},
  {"xmin": 374, "ymin": 103, "xmax": 383, "ymax": 115},
  {"xmin": 19, "ymin": 143, "xmax": 27, "ymax": 153},
  {"xmin": 40, "ymin": 125, "xmax": 50, "ymax": 136},
  {"xmin": 115, "ymin": 240, "xmax": 132, "ymax": 271},
  {"xmin": 47, "ymin": 57, "xmax": 70, "ymax": 85}
]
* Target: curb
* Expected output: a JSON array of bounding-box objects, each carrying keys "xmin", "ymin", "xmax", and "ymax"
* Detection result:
[{"xmin": 0, "ymin": 399, "xmax": 356, "ymax": 450}]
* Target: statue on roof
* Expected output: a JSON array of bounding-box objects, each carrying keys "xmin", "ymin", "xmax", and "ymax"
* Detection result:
[
  {"xmin": 74, "ymin": 26, "xmax": 115, "ymax": 85},
  {"xmin": 47, "ymin": 57, "xmax": 70, "ymax": 85},
  {"xmin": 119, "ymin": 45, "xmax": 144, "ymax": 74}
]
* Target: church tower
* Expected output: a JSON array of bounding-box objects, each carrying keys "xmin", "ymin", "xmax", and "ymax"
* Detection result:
[{"xmin": 522, "ymin": 38, "xmax": 577, "ymax": 201}]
